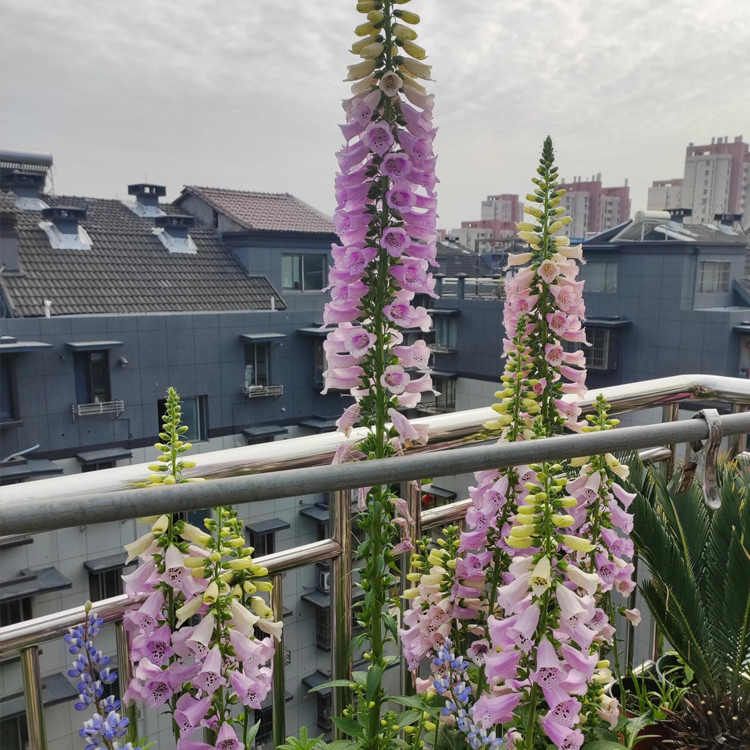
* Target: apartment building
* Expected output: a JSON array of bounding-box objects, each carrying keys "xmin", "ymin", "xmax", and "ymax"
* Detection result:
[{"xmin": 554, "ymin": 174, "xmax": 631, "ymax": 240}]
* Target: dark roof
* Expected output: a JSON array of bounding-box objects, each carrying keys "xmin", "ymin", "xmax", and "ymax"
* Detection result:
[
  {"xmin": 436, "ymin": 241, "xmax": 493, "ymax": 276},
  {"xmin": 1, "ymin": 193, "xmax": 286, "ymax": 317},
  {"xmin": 178, "ymin": 186, "xmax": 336, "ymax": 235},
  {"xmin": 590, "ymin": 218, "xmax": 748, "ymax": 247}
]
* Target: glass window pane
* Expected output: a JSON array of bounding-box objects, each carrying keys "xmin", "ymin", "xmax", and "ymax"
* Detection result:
[
  {"xmin": 303, "ymin": 254, "xmax": 326, "ymax": 291},
  {"xmin": 89, "ymin": 352, "xmax": 110, "ymax": 402},
  {"xmin": 282, "ymin": 255, "xmax": 301, "ymax": 290},
  {"xmin": 256, "ymin": 344, "xmax": 269, "ymax": 386},
  {"xmin": 1, "ymin": 357, "xmax": 15, "ymax": 421},
  {"xmin": 180, "ymin": 397, "xmax": 199, "ymax": 441}
]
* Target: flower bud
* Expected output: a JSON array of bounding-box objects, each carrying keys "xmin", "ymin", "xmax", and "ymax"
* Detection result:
[
  {"xmin": 203, "ymin": 581, "xmax": 219, "ymax": 604},
  {"xmin": 403, "ymin": 40, "xmax": 426, "ymax": 59},
  {"xmin": 395, "ymin": 10, "xmax": 420, "ymax": 23},
  {"xmin": 152, "ymin": 515, "xmax": 170, "ymax": 534},
  {"xmin": 392, "ymin": 23, "xmax": 417, "ymax": 40}
]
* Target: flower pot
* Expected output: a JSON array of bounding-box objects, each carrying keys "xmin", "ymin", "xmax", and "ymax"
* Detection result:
[
  {"xmin": 655, "ymin": 652, "xmax": 686, "ymax": 687},
  {"xmin": 607, "ymin": 675, "xmax": 674, "ymax": 750}
]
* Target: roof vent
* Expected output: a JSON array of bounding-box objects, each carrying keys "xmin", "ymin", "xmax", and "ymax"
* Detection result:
[
  {"xmin": 1, "ymin": 170, "xmax": 48, "ymax": 211},
  {"xmin": 0, "ymin": 212, "xmax": 21, "ymax": 272},
  {"xmin": 153, "ymin": 214, "xmax": 197, "ymax": 254},
  {"xmin": 666, "ymin": 207, "xmax": 692, "ymax": 224},
  {"xmin": 39, "ymin": 206, "xmax": 92, "ymax": 250},
  {"xmin": 127, "ymin": 183, "xmax": 166, "ymax": 217}
]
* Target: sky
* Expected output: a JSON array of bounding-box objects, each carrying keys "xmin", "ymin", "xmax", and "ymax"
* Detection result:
[{"xmin": 2, "ymin": 0, "xmax": 749, "ymax": 231}]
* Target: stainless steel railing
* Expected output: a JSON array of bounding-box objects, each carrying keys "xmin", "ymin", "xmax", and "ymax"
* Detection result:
[{"xmin": 2, "ymin": 374, "xmax": 750, "ymax": 750}]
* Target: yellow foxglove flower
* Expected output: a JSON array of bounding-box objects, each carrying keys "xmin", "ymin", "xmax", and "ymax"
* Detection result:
[
  {"xmin": 562, "ymin": 535, "xmax": 594, "ymax": 553},
  {"xmin": 250, "ymin": 596, "xmax": 274, "ymax": 619},
  {"xmin": 256, "ymin": 617, "xmax": 283, "ymax": 640},
  {"xmin": 360, "ymin": 42, "xmax": 385, "ymax": 59},
  {"xmin": 397, "ymin": 10, "xmax": 420, "ymax": 24},
  {"xmin": 124, "ymin": 532, "xmax": 154, "ymax": 563},
  {"xmin": 402, "ymin": 40, "xmax": 426, "ymax": 59},
  {"xmin": 507, "ymin": 537, "xmax": 533, "ymax": 549},
  {"xmin": 531, "ymin": 556, "xmax": 551, "ymax": 594},
  {"xmin": 554, "ymin": 235, "xmax": 571, "ymax": 246},
  {"xmin": 524, "ymin": 206, "xmax": 543, "ymax": 218},
  {"xmin": 351, "ymin": 76, "xmax": 376, "ymax": 95},
  {"xmin": 230, "ymin": 599, "xmax": 260, "ymax": 634},
  {"xmin": 228, "ymin": 558, "xmax": 255, "ymax": 570},
  {"xmin": 570, "ymin": 456, "xmax": 590, "ymax": 467},
  {"xmin": 401, "ymin": 73, "xmax": 427, "ymax": 94},
  {"xmin": 351, "ymin": 35, "xmax": 377, "ymax": 54},
  {"xmin": 552, "ymin": 513, "xmax": 575, "ymax": 527},
  {"xmin": 402, "ymin": 587, "xmax": 421, "ymax": 599},
  {"xmin": 180, "ymin": 523, "xmax": 212, "ymax": 546},
  {"xmin": 354, "ymin": 21, "xmax": 376, "ymax": 36},
  {"xmin": 400, "ymin": 58, "xmax": 432, "ymax": 80},
  {"xmin": 516, "ymin": 222, "xmax": 538, "ymax": 232},
  {"xmin": 151, "ymin": 515, "xmax": 170, "ymax": 534},
  {"xmin": 176, "ymin": 594, "xmax": 203, "ymax": 626},
  {"xmin": 243, "ymin": 581, "xmax": 257, "ymax": 594},
  {"xmin": 254, "ymin": 580, "xmax": 274, "ymax": 592},
  {"xmin": 356, "ymin": 1, "xmax": 377, "ymax": 11},
  {"xmin": 504, "ymin": 252, "xmax": 533, "ymax": 269},
  {"xmin": 203, "ymin": 581, "xmax": 219, "ymax": 604},
  {"xmin": 366, "ymin": 10, "xmax": 384, "ymax": 23},
  {"xmin": 510, "ymin": 524, "xmax": 537, "ymax": 538},
  {"xmin": 392, "ymin": 23, "xmax": 418, "ymax": 40},
  {"xmin": 346, "ymin": 59, "xmax": 377, "ymax": 81}
]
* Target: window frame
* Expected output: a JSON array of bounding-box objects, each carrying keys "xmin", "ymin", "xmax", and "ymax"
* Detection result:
[
  {"xmin": 697, "ymin": 260, "xmax": 731, "ymax": 293},
  {"xmin": 0, "ymin": 354, "xmax": 19, "ymax": 424},
  {"xmin": 0, "ymin": 713, "xmax": 29, "ymax": 750},
  {"xmin": 563, "ymin": 327, "xmax": 618, "ymax": 372},
  {"xmin": 281, "ymin": 253, "xmax": 327, "ymax": 292},
  {"xmin": 82, "ymin": 460, "xmax": 115, "ymax": 473},
  {"xmin": 74, "ymin": 350, "xmax": 112, "ymax": 404},
  {"xmin": 316, "ymin": 692, "xmax": 333, "ymax": 731},
  {"xmin": 313, "ymin": 339, "xmax": 326, "ymax": 389},
  {"xmin": 248, "ymin": 531, "xmax": 275, "ymax": 557},
  {"xmin": 0, "ymin": 596, "xmax": 33, "ymax": 627},
  {"xmin": 254, "ymin": 705, "xmax": 274, "ymax": 748},
  {"xmin": 315, "ymin": 606, "xmax": 332, "ymax": 651},
  {"xmin": 435, "ymin": 318, "xmax": 457, "ymax": 351},
  {"xmin": 245, "ymin": 342, "xmax": 271, "ymax": 388},
  {"xmin": 580, "ymin": 259, "xmax": 618, "ymax": 293},
  {"xmin": 434, "ymin": 377, "xmax": 457, "ymax": 412},
  {"xmin": 157, "ymin": 395, "xmax": 209, "ymax": 442},
  {"xmin": 88, "ymin": 568, "xmax": 125, "ymax": 602}
]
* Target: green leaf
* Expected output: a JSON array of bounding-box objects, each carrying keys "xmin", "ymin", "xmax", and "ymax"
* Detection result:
[
  {"xmin": 581, "ymin": 742, "xmax": 626, "ymax": 750},
  {"xmin": 351, "ymin": 670, "xmax": 368, "ymax": 685},
  {"xmin": 382, "ymin": 613, "xmax": 399, "ymax": 640},
  {"xmin": 388, "ymin": 695, "xmax": 440, "ymax": 718},
  {"xmin": 394, "ymin": 709, "xmax": 421, "ymax": 729},
  {"xmin": 366, "ymin": 665, "xmax": 383, "ymax": 701},
  {"xmin": 326, "ymin": 741, "xmax": 357, "ymax": 750},
  {"xmin": 331, "ymin": 717, "xmax": 364, "ymax": 738},
  {"xmin": 306, "ymin": 679, "xmax": 354, "ymax": 693},
  {"xmin": 245, "ymin": 721, "xmax": 261, "ymax": 746}
]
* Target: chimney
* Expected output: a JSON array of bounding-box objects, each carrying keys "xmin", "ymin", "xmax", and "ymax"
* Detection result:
[
  {"xmin": 127, "ymin": 183, "xmax": 166, "ymax": 217},
  {"xmin": 0, "ymin": 212, "xmax": 21, "ymax": 272},
  {"xmin": 667, "ymin": 207, "xmax": 692, "ymax": 224},
  {"xmin": 154, "ymin": 214, "xmax": 196, "ymax": 254},
  {"xmin": 40, "ymin": 206, "xmax": 92, "ymax": 250},
  {"xmin": 711, "ymin": 137, "xmax": 716, "ymax": 144},
  {"xmin": 713, "ymin": 212, "xmax": 742, "ymax": 228}
]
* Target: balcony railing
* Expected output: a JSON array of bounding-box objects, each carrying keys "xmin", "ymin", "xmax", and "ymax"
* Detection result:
[
  {"xmin": 243, "ymin": 384, "xmax": 284, "ymax": 398},
  {"xmin": 71, "ymin": 400, "xmax": 125, "ymax": 419},
  {"xmin": 3, "ymin": 374, "xmax": 750, "ymax": 750}
]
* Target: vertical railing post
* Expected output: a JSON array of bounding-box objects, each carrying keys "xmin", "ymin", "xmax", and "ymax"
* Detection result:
[
  {"xmin": 115, "ymin": 621, "xmax": 138, "ymax": 742},
  {"xmin": 729, "ymin": 403, "xmax": 748, "ymax": 457},
  {"xmin": 271, "ymin": 574, "xmax": 286, "ymax": 746},
  {"xmin": 661, "ymin": 403, "xmax": 680, "ymax": 479},
  {"xmin": 21, "ymin": 646, "xmax": 47, "ymax": 750},
  {"xmin": 330, "ymin": 490, "xmax": 352, "ymax": 738},
  {"xmin": 399, "ymin": 480, "xmax": 422, "ymax": 695}
]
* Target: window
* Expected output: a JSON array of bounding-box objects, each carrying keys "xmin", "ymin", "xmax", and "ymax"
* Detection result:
[
  {"xmin": 698, "ymin": 260, "xmax": 731, "ymax": 293},
  {"xmin": 580, "ymin": 260, "xmax": 617, "ymax": 293},
  {"xmin": 563, "ymin": 328, "xmax": 618, "ymax": 371},
  {"xmin": 315, "ymin": 607, "xmax": 332, "ymax": 650},
  {"xmin": 82, "ymin": 460, "xmax": 115, "ymax": 473},
  {"xmin": 313, "ymin": 339, "xmax": 326, "ymax": 389},
  {"xmin": 247, "ymin": 435, "xmax": 275, "ymax": 446},
  {"xmin": 254, "ymin": 705, "xmax": 274, "ymax": 749},
  {"xmin": 74, "ymin": 351, "xmax": 111, "ymax": 404},
  {"xmin": 89, "ymin": 569, "xmax": 124, "ymax": 602},
  {"xmin": 248, "ymin": 532, "xmax": 275, "ymax": 557},
  {"xmin": 316, "ymin": 693, "xmax": 332, "ymax": 731},
  {"xmin": 1, "ymin": 355, "xmax": 18, "ymax": 422},
  {"xmin": 0, "ymin": 714, "xmax": 29, "ymax": 750},
  {"xmin": 435, "ymin": 318, "xmax": 457, "ymax": 352},
  {"xmin": 434, "ymin": 377, "xmax": 456, "ymax": 412},
  {"xmin": 282, "ymin": 254, "xmax": 327, "ymax": 291},
  {"xmin": 0, "ymin": 597, "xmax": 32, "ymax": 627},
  {"xmin": 157, "ymin": 395, "xmax": 208, "ymax": 442},
  {"xmin": 245, "ymin": 343, "xmax": 270, "ymax": 387}
]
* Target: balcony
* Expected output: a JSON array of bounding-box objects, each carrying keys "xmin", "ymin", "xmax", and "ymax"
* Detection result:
[
  {"xmin": 70, "ymin": 400, "xmax": 124, "ymax": 419},
  {"xmin": 3, "ymin": 374, "xmax": 750, "ymax": 750},
  {"xmin": 242, "ymin": 383, "xmax": 284, "ymax": 399}
]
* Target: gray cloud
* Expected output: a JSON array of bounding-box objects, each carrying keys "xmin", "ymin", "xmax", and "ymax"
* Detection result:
[{"xmin": 2, "ymin": 0, "xmax": 748, "ymax": 230}]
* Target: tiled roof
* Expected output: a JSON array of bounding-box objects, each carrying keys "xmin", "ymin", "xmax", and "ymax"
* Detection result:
[
  {"xmin": 0, "ymin": 194, "xmax": 286, "ymax": 317},
  {"xmin": 179, "ymin": 186, "xmax": 335, "ymax": 234},
  {"xmin": 436, "ymin": 241, "xmax": 493, "ymax": 276}
]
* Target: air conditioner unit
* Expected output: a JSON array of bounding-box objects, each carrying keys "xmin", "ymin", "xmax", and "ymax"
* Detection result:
[{"xmin": 319, "ymin": 570, "xmax": 331, "ymax": 592}]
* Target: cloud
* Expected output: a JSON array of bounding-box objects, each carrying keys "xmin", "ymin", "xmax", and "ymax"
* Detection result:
[{"xmin": 1, "ymin": 0, "xmax": 748, "ymax": 229}]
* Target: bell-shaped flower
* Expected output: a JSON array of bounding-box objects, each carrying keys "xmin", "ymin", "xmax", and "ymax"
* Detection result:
[
  {"xmin": 132, "ymin": 590, "xmax": 164, "ymax": 635},
  {"xmin": 163, "ymin": 545, "xmax": 187, "ymax": 590},
  {"xmin": 541, "ymin": 716, "xmax": 585, "ymax": 750},
  {"xmin": 472, "ymin": 692, "xmax": 523, "ymax": 729},
  {"xmin": 174, "ymin": 694, "xmax": 211, "ymax": 738},
  {"xmin": 176, "ymin": 594, "xmax": 204, "ymax": 627},
  {"xmin": 229, "ymin": 669, "xmax": 270, "ymax": 710},
  {"xmin": 559, "ymin": 643, "xmax": 598, "ymax": 680},
  {"xmin": 530, "ymin": 556, "xmax": 552, "ymax": 596},
  {"xmin": 484, "ymin": 647, "xmax": 522, "ymax": 683},
  {"xmin": 380, "ymin": 227, "xmax": 411, "ymax": 257},
  {"xmin": 214, "ymin": 722, "xmax": 244, "ymax": 750},
  {"xmin": 508, "ymin": 600, "xmax": 540, "ymax": 653},
  {"xmin": 132, "ymin": 624, "xmax": 173, "ymax": 667},
  {"xmin": 564, "ymin": 564, "xmax": 600, "ymax": 596},
  {"xmin": 186, "ymin": 612, "xmax": 215, "ymax": 658},
  {"xmin": 545, "ymin": 697, "xmax": 583, "ymax": 728},
  {"xmin": 335, "ymin": 403, "xmax": 361, "ymax": 438},
  {"xmin": 122, "ymin": 560, "xmax": 156, "ymax": 599},
  {"xmin": 230, "ymin": 599, "xmax": 260, "ymax": 635},
  {"xmin": 256, "ymin": 616, "xmax": 284, "ymax": 641},
  {"xmin": 556, "ymin": 583, "xmax": 594, "ymax": 631},
  {"xmin": 193, "ymin": 645, "xmax": 226, "ymax": 695},
  {"xmin": 380, "ymin": 365, "xmax": 410, "ymax": 395},
  {"xmin": 124, "ymin": 532, "xmax": 155, "ymax": 564}
]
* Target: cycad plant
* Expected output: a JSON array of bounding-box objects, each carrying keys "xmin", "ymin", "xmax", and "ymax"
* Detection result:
[{"xmin": 626, "ymin": 456, "xmax": 750, "ymax": 702}]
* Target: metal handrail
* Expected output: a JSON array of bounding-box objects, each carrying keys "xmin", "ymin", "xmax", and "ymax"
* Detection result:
[
  {"xmin": 5, "ymin": 374, "xmax": 750, "ymax": 507},
  {"xmin": 3, "ymin": 375, "xmax": 750, "ymax": 750}
]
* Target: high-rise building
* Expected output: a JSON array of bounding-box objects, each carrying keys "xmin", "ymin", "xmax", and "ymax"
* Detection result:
[
  {"xmin": 648, "ymin": 137, "xmax": 750, "ymax": 225},
  {"xmin": 647, "ymin": 179, "xmax": 683, "ymax": 211},
  {"xmin": 555, "ymin": 174, "xmax": 631, "ymax": 239},
  {"xmin": 448, "ymin": 194, "xmax": 522, "ymax": 250}
]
